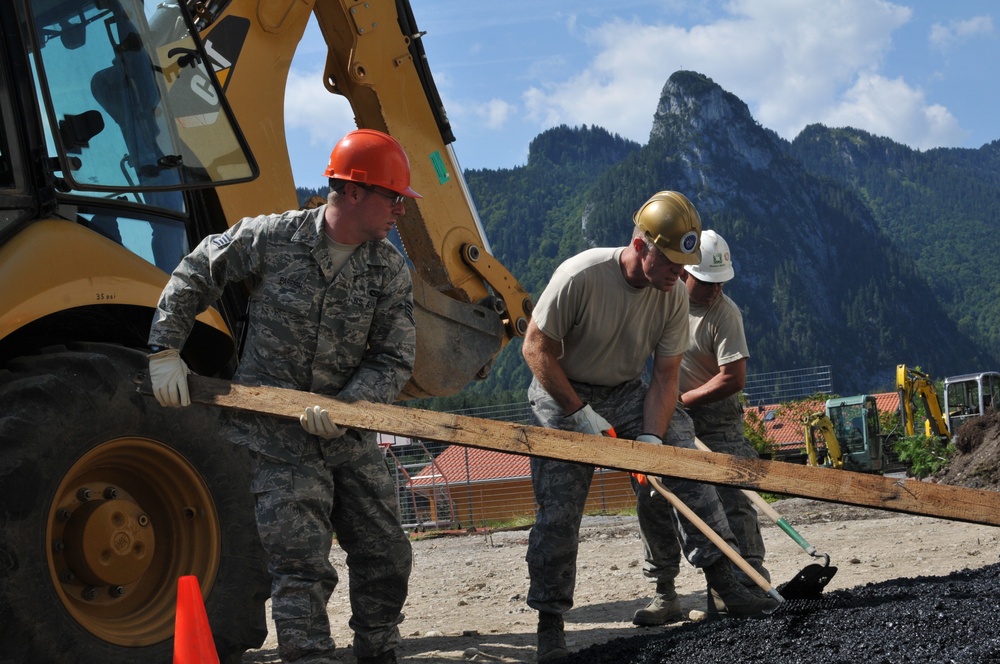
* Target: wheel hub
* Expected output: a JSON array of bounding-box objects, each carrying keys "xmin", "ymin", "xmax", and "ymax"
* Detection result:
[
  {"xmin": 46, "ymin": 437, "xmax": 221, "ymax": 645},
  {"xmin": 61, "ymin": 497, "xmax": 155, "ymax": 587}
]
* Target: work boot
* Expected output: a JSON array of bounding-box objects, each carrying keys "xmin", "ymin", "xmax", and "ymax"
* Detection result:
[
  {"xmin": 737, "ymin": 562, "xmax": 772, "ymax": 587},
  {"xmin": 632, "ymin": 582, "xmax": 683, "ymax": 626},
  {"xmin": 536, "ymin": 611, "xmax": 569, "ymax": 662},
  {"xmin": 704, "ymin": 558, "xmax": 780, "ymax": 617}
]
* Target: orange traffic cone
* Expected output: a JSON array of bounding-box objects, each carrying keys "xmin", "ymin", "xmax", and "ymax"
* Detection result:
[{"xmin": 174, "ymin": 575, "xmax": 219, "ymax": 664}]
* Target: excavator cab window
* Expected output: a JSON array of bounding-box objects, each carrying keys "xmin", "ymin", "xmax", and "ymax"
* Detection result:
[
  {"xmin": 832, "ymin": 404, "xmax": 865, "ymax": 454},
  {"xmin": 24, "ymin": 0, "xmax": 256, "ymax": 198},
  {"xmin": 981, "ymin": 374, "xmax": 1000, "ymax": 413},
  {"xmin": 81, "ymin": 210, "xmax": 188, "ymax": 272},
  {"xmin": 949, "ymin": 381, "xmax": 978, "ymax": 416}
]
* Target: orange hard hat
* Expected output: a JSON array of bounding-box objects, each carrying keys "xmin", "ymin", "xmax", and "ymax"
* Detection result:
[{"xmin": 323, "ymin": 129, "xmax": 421, "ymax": 198}]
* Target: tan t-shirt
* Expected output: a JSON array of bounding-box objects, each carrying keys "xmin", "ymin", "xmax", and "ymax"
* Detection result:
[
  {"xmin": 323, "ymin": 234, "xmax": 360, "ymax": 278},
  {"xmin": 680, "ymin": 291, "xmax": 749, "ymax": 392},
  {"xmin": 532, "ymin": 247, "xmax": 690, "ymax": 386}
]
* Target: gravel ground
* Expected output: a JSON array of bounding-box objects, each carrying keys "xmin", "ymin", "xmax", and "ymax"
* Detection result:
[
  {"xmin": 243, "ymin": 498, "xmax": 1000, "ymax": 663},
  {"xmin": 241, "ymin": 408, "xmax": 1000, "ymax": 663},
  {"xmin": 575, "ymin": 562, "xmax": 1000, "ymax": 663}
]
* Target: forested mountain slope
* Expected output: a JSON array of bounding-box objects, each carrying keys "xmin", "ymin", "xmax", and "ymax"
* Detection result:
[
  {"xmin": 789, "ymin": 125, "xmax": 1000, "ymax": 357},
  {"xmin": 298, "ymin": 71, "xmax": 999, "ymax": 410}
]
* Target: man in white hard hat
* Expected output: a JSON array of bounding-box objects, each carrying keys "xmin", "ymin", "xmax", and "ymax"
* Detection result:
[
  {"xmin": 678, "ymin": 230, "xmax": 766, "ymax": 584},
  {"xmin": 632, "ymin": 229, "xmax": 769, "ymax": 626}
]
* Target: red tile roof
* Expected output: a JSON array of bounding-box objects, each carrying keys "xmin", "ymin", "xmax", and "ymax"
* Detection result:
[
  {"xmin": 747, "ymin": 392, "xmax": 900, "ymax": 452},
  {"xmin": 409, "ymin": 445, "xmax": 530, "ymax": 487}
]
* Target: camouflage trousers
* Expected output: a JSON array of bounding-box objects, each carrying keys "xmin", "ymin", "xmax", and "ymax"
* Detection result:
[
  {"xmin": 687, "ymin": 402, "xmax": 767, "ymax": 571},
  {"xmin": 250, "ymin": 436, "xmax": 411, "ymax": 662},
  {"xmin": 524, "ymin": 377, "xmax": 737, "ymax": 615},
  {"xmin": 642, "ymin": 402, "xmax": 767, "ymax": 581}
]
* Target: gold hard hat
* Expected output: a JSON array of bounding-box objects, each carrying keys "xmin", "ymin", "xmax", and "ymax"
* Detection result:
[{"xmin": 633, "ymin": 191, "xmax": 702, "ymax": 265}]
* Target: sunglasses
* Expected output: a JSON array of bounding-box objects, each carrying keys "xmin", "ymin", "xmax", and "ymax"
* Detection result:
[{"xmin": 358, "ymin": 183, "xmax": 405, "ymax": 206}]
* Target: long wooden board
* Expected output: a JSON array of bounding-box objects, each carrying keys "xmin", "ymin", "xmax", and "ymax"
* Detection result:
[{"xmin": 145, "ymin": 375, "xmax": 1000, "ymax": 527}]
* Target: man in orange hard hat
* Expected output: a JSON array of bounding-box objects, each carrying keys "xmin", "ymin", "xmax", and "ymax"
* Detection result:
[{"xmin": 148, "ymin": 129, "xmax": 419, "ymax": 664}]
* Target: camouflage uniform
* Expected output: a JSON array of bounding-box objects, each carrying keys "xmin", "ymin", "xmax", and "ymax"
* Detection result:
[
  {"xmin": 686, "ymin": 395, "xmax": 766, "ymax": 571},
  {"xmin": 525, "ymin": 376, "xmax": 735, "ymax": 614},
  {"xmin": 149, "ymin": 205, "xmax": 415, "ymax": 662}
]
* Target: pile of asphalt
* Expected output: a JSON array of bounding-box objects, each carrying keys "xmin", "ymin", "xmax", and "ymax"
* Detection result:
[{"xmin": 572, "ymin": 562, "xmax": 1000, "ymax": 663}]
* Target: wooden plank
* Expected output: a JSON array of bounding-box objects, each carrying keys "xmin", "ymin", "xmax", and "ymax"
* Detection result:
[{"xmin": 144, "ymin": 375, "xmax": 1000, "ymax": 527}]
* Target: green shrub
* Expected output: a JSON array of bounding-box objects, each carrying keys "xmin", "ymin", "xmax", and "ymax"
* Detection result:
[
  {"xmin": 892, "ymin": 434, "xmax": 955, "ymax": 479},
  {"xmin": 744, "ymin": 408, "xmax": 778, "ymax": 458}
]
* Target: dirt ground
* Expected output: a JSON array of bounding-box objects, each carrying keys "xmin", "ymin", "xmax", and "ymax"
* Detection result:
[{"xmin": 242, "ymin": 416, "xmax": 1000, "ymax": 664}]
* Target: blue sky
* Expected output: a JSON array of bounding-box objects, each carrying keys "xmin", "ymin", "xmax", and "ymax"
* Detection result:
[{"xmin": 284, "ymin": 0, "xmax": 998, "ymax": 189}]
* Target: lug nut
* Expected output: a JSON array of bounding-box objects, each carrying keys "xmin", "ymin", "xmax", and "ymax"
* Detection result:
[
  {"xmin": 110, "ymin": 586, "xmax": 125, "ymax": 598},
  {"xmin": 82, "ymin": 587, "xmax": 98, "ymax": 601},
  {"xmin": 77, "ymin": 488, "xmax": 92, "ymax": 502},
  {"xmin": 103, "ymin": 486, "xmax": 118, "ymax": 500}
]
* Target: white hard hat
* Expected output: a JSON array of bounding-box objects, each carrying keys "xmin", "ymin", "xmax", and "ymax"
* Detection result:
[{"xmin": 685, "ymin": 230, "xmax": 733, "ymax": 282}]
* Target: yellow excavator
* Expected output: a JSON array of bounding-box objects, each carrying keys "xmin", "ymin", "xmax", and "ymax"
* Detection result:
[
  {"xmin": 804, "ymin": 394, "xmax": 886, "ymax": 472},
  {"xmin": 896, "ymin": 364, "xmax": 950, "ymax": 440},
  {"xmin": 0, "ymin": 1, "xmax": 529, "ymax": 661}
]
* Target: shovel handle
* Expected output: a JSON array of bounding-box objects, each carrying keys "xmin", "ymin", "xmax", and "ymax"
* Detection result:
[
  {"xmin": 692, "ymin": 436, "xmax": 819, "ymax": 556},
  {"xmin": 647, "ymin": 475, "xmax": 783, "ymax": 604}
]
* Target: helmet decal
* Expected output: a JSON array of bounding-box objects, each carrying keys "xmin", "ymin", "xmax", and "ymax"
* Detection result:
[{"xmin": 680, "ymin": 231, "xmax": 699, "ymax": 254}]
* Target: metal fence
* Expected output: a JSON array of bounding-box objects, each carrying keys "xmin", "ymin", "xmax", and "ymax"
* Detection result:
[
  {"xmin": 743, "ymin": 365, "xmax": 832, "ymax": 405},
  {"xmin": 382, "ymin": 402, "xmax": 636, "ymax": 532}
]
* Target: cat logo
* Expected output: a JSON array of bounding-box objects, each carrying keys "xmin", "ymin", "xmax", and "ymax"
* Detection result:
[{"xmin": 200, "ymin": 17, "xmax": 251, "ymax": 93}]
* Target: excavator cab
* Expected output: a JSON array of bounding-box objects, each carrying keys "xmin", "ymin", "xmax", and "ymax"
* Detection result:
[
  {"xmin": 28, "ymin": 0, "xmax": 256, "ymax": 196},
  {"xmin": 944, "ymin": 371, "xmax": 1000, "ymax": 433},
  {"xmin": 807, "ymin": 395, "xmax": 884, "ymax": 472}
]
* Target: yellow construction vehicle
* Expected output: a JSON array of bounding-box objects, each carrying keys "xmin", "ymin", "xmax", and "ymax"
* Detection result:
[
  {"xmin": 804, "ymin": 395, "xmax": 886, "ymax": 472},
  {"xmin": 896, "ymin": 364, "xmax": 950, "ymax": 440},
  {"xmin": 0, "ymin": 1, "xmax": 529, "ymax": 660}
]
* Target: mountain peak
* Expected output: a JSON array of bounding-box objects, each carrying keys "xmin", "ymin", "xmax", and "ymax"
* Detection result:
[{"xmin": 650, "ymin": 70, "xmax": 778, "ymax": 171}]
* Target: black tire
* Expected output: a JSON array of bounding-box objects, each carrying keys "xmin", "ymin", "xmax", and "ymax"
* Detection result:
[{"xmin": 0, "ymin": 343, "xmax": 269, "ymax": 664}]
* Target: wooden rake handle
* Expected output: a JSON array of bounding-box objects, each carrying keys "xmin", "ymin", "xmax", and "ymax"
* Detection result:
[
  {"xmin": 646, "ymin": 475, "xmax": 784, "ymax": 605},
  {"xmin": 691, "ymin": 436, "xmax": 825, "ymax": 560}
]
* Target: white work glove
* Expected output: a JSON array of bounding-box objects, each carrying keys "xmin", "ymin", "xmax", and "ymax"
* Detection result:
[
  {"xmin": 300, "ymin": 405, "xmax": 346, "ymax": 439},
  {"xmin": 565, "ymin": 404, "xmax": 614, "ymax": 436},
  {"xmin": 148, "ymin": 348, "xmax": 190, "ymax": 408},
  {"xmin": 631, "ymin": 434, "xmax": 662, "ymax": 485}
]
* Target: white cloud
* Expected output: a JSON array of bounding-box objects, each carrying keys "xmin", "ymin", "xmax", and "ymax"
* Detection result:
[
  {"xmin": 822, "ymin": 73, "xmax": 966, "ymax": 148},
  {"xmin": 283, "ymin": 67, "xmax": 356, "ymax": 152},
  {"xmin": 475, "ymin": 99, "xmax": 516, "ymax": 129},
  {"xmin": 521, "ymin": 0, "xmax": 974, "ymax": 150},
  {"xmin": 929, "ymin": 16, "xmax": 994, "ymax": 51}
]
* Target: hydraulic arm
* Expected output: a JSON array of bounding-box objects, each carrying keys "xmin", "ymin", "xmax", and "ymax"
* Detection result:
[
  {"xmin": 188, "ymin": 0, "xmax": 532, "ymax": 397},
  {"xmin": 896, "ymin": 365, "xmax": 950, "ymax": 439}
]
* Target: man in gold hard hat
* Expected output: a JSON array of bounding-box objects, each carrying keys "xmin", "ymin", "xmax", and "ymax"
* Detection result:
[{"xmin": 521, "ymin": 192, "xmax": 778, "ymax": 662}]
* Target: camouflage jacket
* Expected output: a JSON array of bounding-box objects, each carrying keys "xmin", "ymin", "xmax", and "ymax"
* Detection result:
[{"xmin": 149, "ymin": 205, "xmax": 415, "ymax": 458}]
